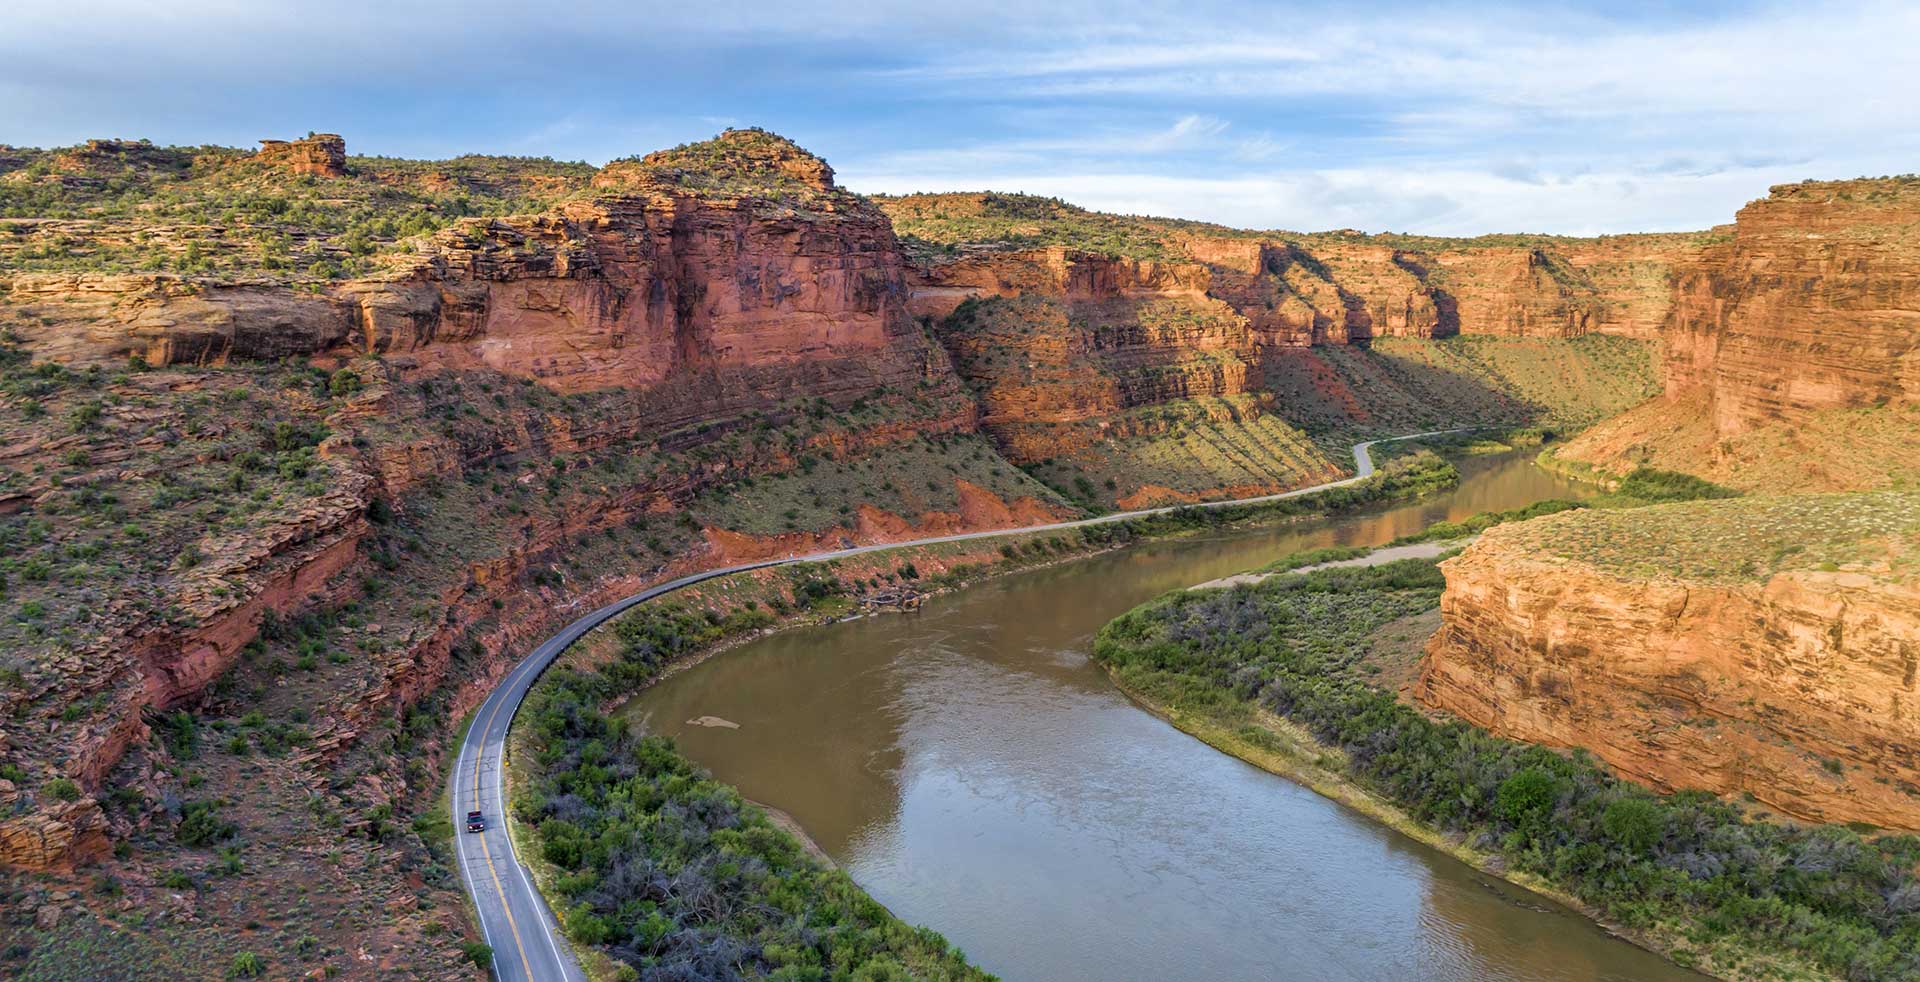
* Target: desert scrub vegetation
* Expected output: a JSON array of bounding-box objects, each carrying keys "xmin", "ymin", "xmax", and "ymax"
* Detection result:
[
  {"xmin": 1265, "ymin": 335, "xmax": 1661, "ymax": 438},
  {"xmin": 1354, "ymin": 464, "xmax": 1729, "ymax": 553},
  {"xmin": 516, "ymin": 603, "xmax": 989, "ymax": 980},
  {"xmin": 601, "ymin": 128, "xmax": 864, "ymax": 215},
  {"xmin": 0, "ymin": 137, "xmax": 589, "ymax": 277},
  {"xmin": 691, "ymin": 432, "xmax": 1072, "ymax": 535},
  {"xmin": 878, "ymin": 191, "xmax": 1262, "ymax": 262},
  {"xmin": 0, "ymin": 343, "xmax": 355, "ymax": 685},
  {"xmin": 1094, "ymin": 561, "xmax": 1920, "ymax": 980},
  {"xmin": 1503, "ymin": 490, "xmax": 1920, "ymax": 584}
]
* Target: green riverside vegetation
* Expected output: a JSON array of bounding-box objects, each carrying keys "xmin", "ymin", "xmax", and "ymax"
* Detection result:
[
  {"xmin": 518, "ymin": 607, "xmax": 989, "ymax": 981},
  {"xmin": 509, "ymin": 446, "xmax": 1466, "ymax": 979},
  {"xmin": 1093, "ymin": 558, "xmax": 1920, "ymax": 980}
]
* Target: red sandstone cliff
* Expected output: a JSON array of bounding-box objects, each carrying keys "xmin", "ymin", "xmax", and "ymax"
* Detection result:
[
  {"xmin": 1419, "ymin": 503, "xmax": 1920, "ymax": 829},
  {"xmin": 0, "ymin": 132, "xmax": 1005, "ymax": 872},
  {"xmin": 1559, "ymin": 178, "xmax": 1920, "ymax": 490},
  {"xmin": 1425, "ymin": 180, "xmax": 1920, "ymax": 827}
]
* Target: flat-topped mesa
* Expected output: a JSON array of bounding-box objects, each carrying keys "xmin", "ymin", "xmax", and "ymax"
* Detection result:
[{"xmin": 255, "ymin": 133, "xmax": 347, "ymax": 177}]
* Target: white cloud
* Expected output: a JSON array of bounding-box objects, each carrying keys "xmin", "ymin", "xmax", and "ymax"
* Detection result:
[
  {"xmin": 4, "ymin": 0, "xmax": 1917, "ymax": 234},
  {"xmin": 842, "ymin": 157, "xmax": 1904, "ymax": 237}
]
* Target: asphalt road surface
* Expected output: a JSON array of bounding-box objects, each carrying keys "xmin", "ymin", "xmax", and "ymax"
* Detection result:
[{"xmin": 450, "ymin": 428, "xmax": 1469, "ymax": 980}]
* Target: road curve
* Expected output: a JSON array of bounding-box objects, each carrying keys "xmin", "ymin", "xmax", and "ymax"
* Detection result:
[{"xmin": 450, "ymin": 428, "xmax": 1470, "ymax": 981}]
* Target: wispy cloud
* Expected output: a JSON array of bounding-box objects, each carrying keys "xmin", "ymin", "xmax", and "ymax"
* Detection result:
[{"xmin": 2, "ymin": 0, "xmax": 1915, "ymax": 233}]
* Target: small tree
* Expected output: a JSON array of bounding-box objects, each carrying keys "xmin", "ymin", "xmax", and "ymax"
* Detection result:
[
  {"xmin": 459, "ymin": 941, "xmax": 492, "ymax": 970},
  {"xmin": 227, "ymin": 952, "xmax": 264, "ymax": 979}
]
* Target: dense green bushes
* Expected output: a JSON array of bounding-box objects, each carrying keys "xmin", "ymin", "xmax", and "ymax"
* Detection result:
[
  {"xmin": 1094, "ymin": 564, "xmax": 1920, "ymax": 979},
  {"xmin": 1390, "ymin": 498, "xmax": 1586, "ymax": 544},
  {"xmin": 1611, "ymin": 467, "xmax": 1739, "ymax": 502},
  {"xmin": 518, "ymin": 604, "xmax": 987, "ymax": 980}
]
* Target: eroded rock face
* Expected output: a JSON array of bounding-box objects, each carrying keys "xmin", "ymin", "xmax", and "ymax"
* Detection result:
[
  {"xmin": 255, "ymin": 134, "xmax": 347, "ymax": 178},
  {"xmin": 5, "ymin": 273, "xmax": 353, "ymax": 367},
  {"xmin": 1669, "ymin": 180, "xmax": 1920, "ymax": 433},
  {"xmin": 1563, "ymin": 178, "xmax": 1920, "ymax": 485},
  {"xmin": 1420, "ymin": 519, "xmax": 1920, "ymax": 830},
  {"xmin": 342, "ymin": 190, "xmax": 933, "ymax": 399}
]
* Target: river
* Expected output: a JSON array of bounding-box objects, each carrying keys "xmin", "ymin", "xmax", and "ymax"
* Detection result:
[{"xmin": 622, "ymin": 451, "xmax": 1697, "ymax": 981}]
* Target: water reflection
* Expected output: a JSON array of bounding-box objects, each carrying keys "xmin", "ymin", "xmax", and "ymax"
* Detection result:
[{"xmin": 625, "ymin": 453, "xmax": 1695, "ymax": 981}]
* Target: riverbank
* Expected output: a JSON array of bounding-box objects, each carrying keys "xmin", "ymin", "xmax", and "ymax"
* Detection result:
[
  {"xmin": 496, "ymin": 447, "xmax": 1489, "ymax": 978},
  {"xmin": 1189, "ymin": 538, "xmax": 1468, "ymax": 590},
  {"xmin": 1097, "ymin": 664, "xmax": 1703, "ymax": 976},
  {"xmin": 1092, "ymin": 549, "xmax": 1912, "ymax": 981},
  {"xmin": 605, "ymin": 447, "xmax": 1735, "ymax": 981}
]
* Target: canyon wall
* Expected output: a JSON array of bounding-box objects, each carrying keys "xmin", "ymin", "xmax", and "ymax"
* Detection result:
[
  {"xmin": 1420, "ymin": 509, "xmax": 1920, "ymax": 829},
  {"xmin": 1425, "ymin": 181, "xmax": 1920, "ymax": 827},
  {"xmin": 1558, "ymin": 178, "xmax": 1920, "ymax": 491},
  {"xmin": 0, "ymin": 132, "xmax": 1010, "ymax": 871},
  {"xmin": 1661, "ymin": 180, "xmax": 1920, "ymax": 431},
  {"xmin": 9, "ymin": 167, "xmax": 946, "ymax": 411}
]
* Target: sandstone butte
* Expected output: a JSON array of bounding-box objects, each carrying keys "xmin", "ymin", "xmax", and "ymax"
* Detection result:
[
  {"xmin": 0, "ymin": 124, "xmax": 1911, "ymax": 885},
  {"xmin": 1423, "ymin": 177, "xmax": 1920, "ymax": 829}
]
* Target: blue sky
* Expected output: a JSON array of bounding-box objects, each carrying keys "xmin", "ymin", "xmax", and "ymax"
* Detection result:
[{"xmin": 3, "ymin": 1, "xmax": 1915, "ymax": 235}]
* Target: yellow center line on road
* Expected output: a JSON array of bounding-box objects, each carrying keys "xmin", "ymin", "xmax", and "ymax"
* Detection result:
[{"xmin": 475, "ymin": 683, "xmax": 536, "ymax": 981}]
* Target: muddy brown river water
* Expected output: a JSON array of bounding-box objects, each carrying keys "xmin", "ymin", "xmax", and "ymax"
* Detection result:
[{"xmin": 624, "ymin": 452, "xmax": 1699, "ymax": 981}]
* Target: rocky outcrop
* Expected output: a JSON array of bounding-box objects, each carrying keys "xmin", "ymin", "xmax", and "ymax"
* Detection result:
[
  {"xmin": 342, "ymin": 189, "xmax": 935, "ymax": 399},
  {"xmin": 1420, "ymin": 514, "xmax": 1920, "ymax": 829},
  {"xmin": 1666, "ymin": 180, "xmax": 1920, "ymax": 432},
  {"xmin": 256, "ymin": 134, "xmax": 347, "ymax": 178},
  {"xmin": 1562, "ymin": 178, "xmax": 1920, "ymax": 485},
  {"xmin": 4, "ymin": 272, "xmax": 353, "ymax": 367},
  {"xmin": 935, "ymin": 291, "xmax": 1255, "ymax": 460}
]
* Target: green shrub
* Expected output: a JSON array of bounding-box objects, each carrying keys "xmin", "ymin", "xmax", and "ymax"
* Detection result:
[
  {"xmin": 1092, "ymin": 562, "xmax": 1920, "ymax": 979},
  {"xmin": 459, "ymin": 942, "xmax": 492, "ymax": 969},
  {"xmin": 227, "ymin": 952, "xmax": 263, "ymax": 979},
  {"xmin": 1612, "ymin": 467, "xmax": 1737, "ymax": 502},
  {"xmin": 176, "ymin": 800, "xmax": 237, "ymax": 846}
]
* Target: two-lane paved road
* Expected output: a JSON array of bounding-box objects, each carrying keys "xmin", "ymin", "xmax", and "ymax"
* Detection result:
[{"xmin": 451, "ymin": 428, "xmax": 1470, "ymax": 980}]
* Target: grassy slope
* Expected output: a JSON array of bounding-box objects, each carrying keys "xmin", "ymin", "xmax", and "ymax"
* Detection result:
[
  {"xmin": 1264, "ymin": 335, "xmax": 1662, "ymax": 438},
  {"xmin": 1556, "ymin": 394, "xmax": 1920, "ymax": 494},
  {"xmin": 1501, "ymin": 490, "xmax": 1920, "ymax": 584}
]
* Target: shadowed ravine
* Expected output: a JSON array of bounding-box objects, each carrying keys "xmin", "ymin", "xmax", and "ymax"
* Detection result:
[{"xmin": 623, "ymin": 452, "xmax": 1699, "ymax": 982}]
